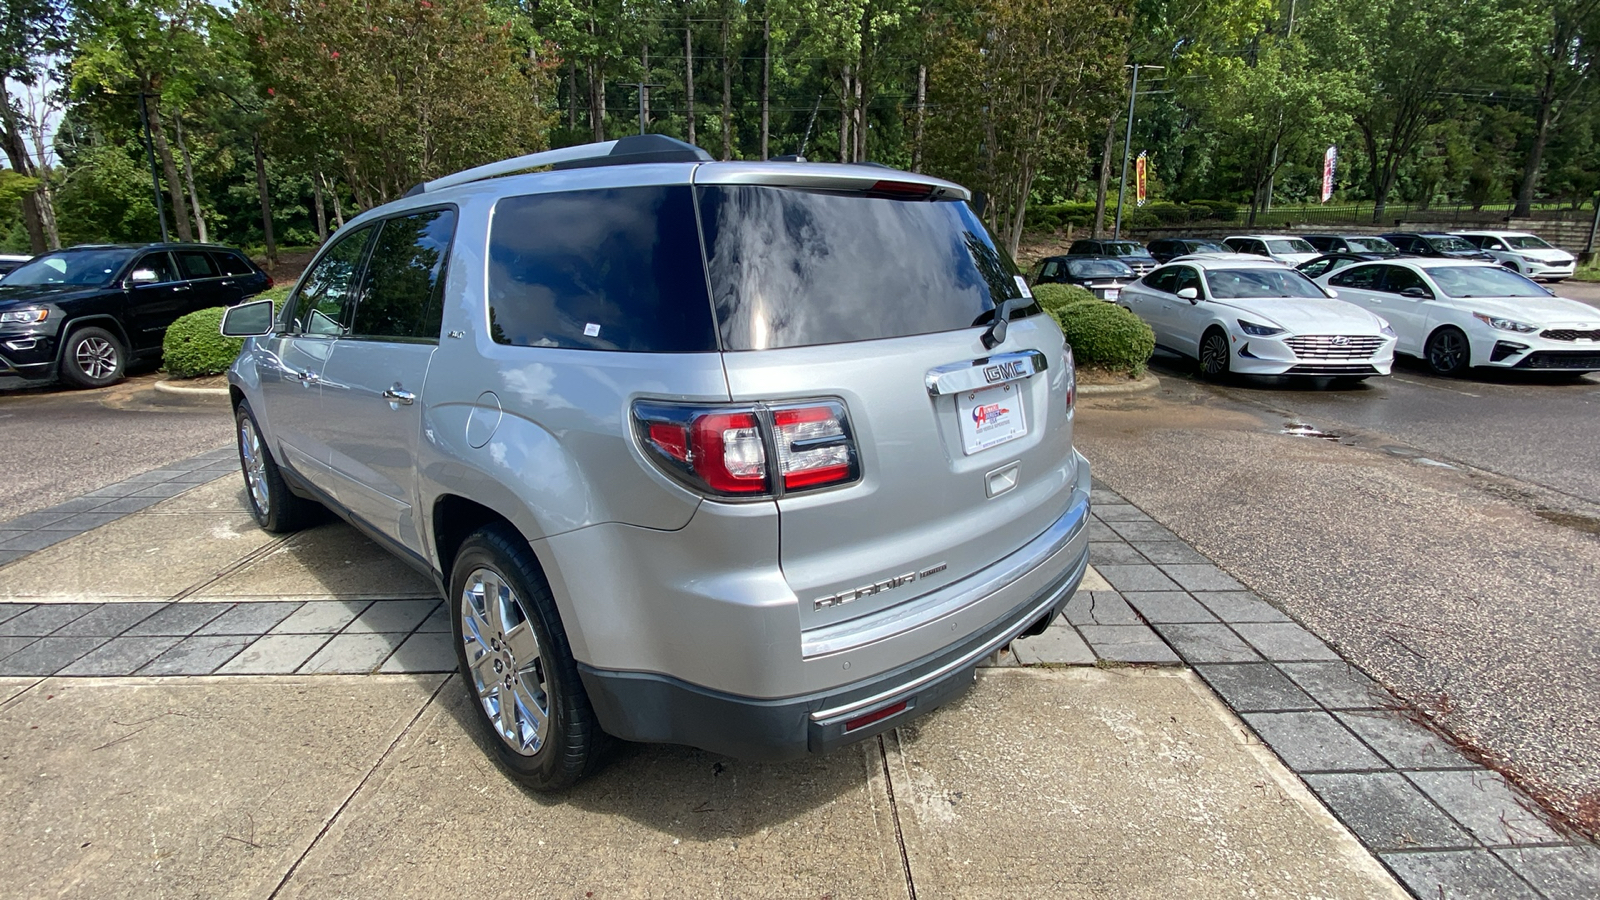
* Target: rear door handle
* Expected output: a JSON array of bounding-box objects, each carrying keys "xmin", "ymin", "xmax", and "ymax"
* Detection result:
[
  {"xmin": 296, "ymin": 370, "xmax": 320, "ymax": 385},
  {"xmin": 382, "ymin": 387, "xmax": 415, "ymax": 406}
]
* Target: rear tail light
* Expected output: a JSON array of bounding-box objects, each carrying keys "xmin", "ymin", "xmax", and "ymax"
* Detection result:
[
  {"xmin": 634, "ymin": 399, "xmax": 859, "ymax": 499},
  {"xmin": 1064, "ymin": 347, "xmax": 1077, "ymax": 414}
]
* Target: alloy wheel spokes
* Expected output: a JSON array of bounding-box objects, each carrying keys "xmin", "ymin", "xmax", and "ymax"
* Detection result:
[
  {"xmin": 77, "ymin": 337, "xmax": 116, "ymax": 378},
  {"xmin": 460, "ymin": 566, "xmax": 549, "ymax": 756},
  {"xmin": 239, "ymin": 422, "xmax": 271, "ymax": 513}
]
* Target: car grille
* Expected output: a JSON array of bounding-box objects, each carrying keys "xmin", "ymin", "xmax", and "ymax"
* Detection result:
[
  {"xmin": 1517, "ymin": 351, "xmax": 1600, "ymax": 370},
  {"xmin": 1285, "ymin": 364, "xmax": 1380, "ymax": 375},
  {"xmin": 1284, "ymin": 335, "xmax": 1386, "ymax": 359},
  {"xmin": 1539, "ymin": 329, "xmax": 1600, "ymax": 342}
]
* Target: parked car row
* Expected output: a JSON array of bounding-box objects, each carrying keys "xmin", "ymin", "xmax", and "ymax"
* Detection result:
[
  {"xmin": 1099, "ymin": 251, "xmax": 1599, "ymax": 383},
  {"xmin": 0, "ymin": 243, "xmax": 271, "ymax": 388}
]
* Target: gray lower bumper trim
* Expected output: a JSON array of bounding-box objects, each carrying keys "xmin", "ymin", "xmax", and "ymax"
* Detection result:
[{"xmin": 578, "ymin": 531, "xmax": 1091, "ymax": 762}]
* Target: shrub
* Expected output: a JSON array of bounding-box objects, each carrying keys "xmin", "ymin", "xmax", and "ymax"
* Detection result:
[
  {"xmin": 163, "ymin": 307, "xmax": 244, "ymax": 378},
  {"xmin": 1031, "ymin": 282, "xmax": 1099, "ymax": 313},
  {"xmin": 1048, "ymin": 300, "xmax": 1155, "ymax": 376}
]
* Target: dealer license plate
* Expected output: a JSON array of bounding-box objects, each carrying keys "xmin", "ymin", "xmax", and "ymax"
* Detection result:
[
  {"xmin": 956, "ymin": 382, "xmax": 1027, "ymax": 455},
  {"xmin": 1095, "ymin": 287, "xmax": 1121, "ymax": 301}
]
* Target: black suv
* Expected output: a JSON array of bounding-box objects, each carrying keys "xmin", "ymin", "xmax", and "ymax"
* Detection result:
[
  {"xmin": 1379, "ymin": 232, "xmax": 1492, "ymax": 262},
  {"xmin": 1065, "ymin": 238, "xmax": 1158, "ymax": 275},
  {"xmin": 1146, "ymin": 237, "xmax": 1228, "ymax": 263},
  {"xmin": 0, "ymin": 243, "xmax": 269, "ymax": 388}
]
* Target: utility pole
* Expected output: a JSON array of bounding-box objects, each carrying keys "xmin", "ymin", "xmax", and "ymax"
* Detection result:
[
  {"xmin": 1114, "ymin": 64, "xmax": 1162, "ymax": 239},
  {"xmin": 137, "ymin": 93, "xmax": 169, "ymax": 242}
]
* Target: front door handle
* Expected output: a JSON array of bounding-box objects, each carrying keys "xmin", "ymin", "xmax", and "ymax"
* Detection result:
[
  {"xmin": 382, "ymin": 387, "xmax": 415, "ymax": 406},
  {"xmin": 296, "ymin": 369, "xmax": 320, "ymax": 385}
]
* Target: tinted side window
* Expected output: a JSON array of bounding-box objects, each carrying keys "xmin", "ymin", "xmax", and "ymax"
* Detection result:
[
  {"xmin": 132, "ymin": 252, "xmax": 179, "ymax": 283},
  {"xmin": 1143, "ymin": 268, "xmax": 1179, "ymax": 293},
  {"xmin": 1330, "ymin": 264, "xmax": 1383, "ymax": 290},
  {"xmin": 1381, "ymin": 266, "xmax": 1429, "ymax": 295},
  {"xmin": 1300, "ymin": 258, "xmax": 1332, "ymax": 279},
  {"xmin": 1068, "ymin": 240, "xmax": 1096, "ymax": 254},
  {"xmin": 1041, "ymin": 260, "xmax": 1060, "ymax": 281},
  {"xmin": 212, "ymin": 251, "xmax": 254, "ymax": 277},
  {"xmin": 292, "ymin": 225, "xmax": 375, "ymax": 336},
  {"xmin": 489, "ymin": 187, "xmax": 715, "ymax": 352},
  {"xmin": 351, "ymin": 208, "xmax": 456, "ymax": 342},
  {"xmin": 175, "ymin": 250, "xmax": 219, "ymax": 280},
  {"xmin": 1388, "ymin": 235, "xmax": 1416, "ymax": 252},
  {"xmin": 1172, "ymin": 266, "xmax": 1203, "ymax": 296}
]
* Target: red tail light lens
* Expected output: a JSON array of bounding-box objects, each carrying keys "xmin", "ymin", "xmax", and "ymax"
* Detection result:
[
  {"xmin": 1064, "ymin": 347, "xmax": 1077, "ymax": 415},
  {"xmin": 634, "ymin": 400, "xmax": 858, "ymax": 499}
]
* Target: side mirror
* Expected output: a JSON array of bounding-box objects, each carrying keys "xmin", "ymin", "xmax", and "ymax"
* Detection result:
[
  {"xmin": 220, "ymin": 298, "xmax": 275, "ymax": 337},
  {"xmin": 1176, "ymin": 287, "xmax": 1200, "ymax": 302},
  {"xmin": 1400, "ymin": 286, "xmax": 1431, "ymax": 299},
  {"xmin": 1324, "ymin": 288, "xmax": 1340, "ymax": 298},
  {"xmin": 128, "ymin": 269, "xmax": 158, "ymax": 284}
]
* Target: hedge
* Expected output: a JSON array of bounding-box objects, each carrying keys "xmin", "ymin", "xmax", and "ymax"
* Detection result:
[
  {"xmin": 1031, "ymin": 282, "xmax": 1099, "ymax": 313},
  {"xmin": 163, "ymin": 307, "xmax": 244, "ymax": 378},
  {"xmin": 1048, "ymin": 299, "xmax": 1155, "ymax": 376}
]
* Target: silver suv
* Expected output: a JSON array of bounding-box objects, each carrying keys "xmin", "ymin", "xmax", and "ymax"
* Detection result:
[{"xmin": 222, "ymin": 136, "xmax": 1092, "ymax": 789}]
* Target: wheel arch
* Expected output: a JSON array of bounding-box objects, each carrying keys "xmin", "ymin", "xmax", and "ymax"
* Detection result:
[
  {"xmin": 54, "ymin": 315, "xmax": 132, "ymax": 364},
  {"xmin": 432, "ymin": 493, "xmax": 544, "ymax": 590}
]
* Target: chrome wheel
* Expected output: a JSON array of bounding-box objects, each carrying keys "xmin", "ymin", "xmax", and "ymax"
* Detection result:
[
  {"xmin": 461, "ymin": 567, "xmax": 550, "ymax": 756},
  {"xmin": 238, "ymin": 417, "xmax": 270, "ymax": 516},
  {"xmin": 75, "ymin": 336, "xmax": 118, "ymax": 380},
  {"xmin": 1199, "ymin": 331, "xmax": 1230, "ymax": 379}
]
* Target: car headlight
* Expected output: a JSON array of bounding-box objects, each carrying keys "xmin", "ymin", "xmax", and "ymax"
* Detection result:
[
  {"xmin": 1519, "ymin": 254, "xmax": 1545, "ymax": 262},
  {"xmin": 0, "ymin": 308, "xmax": 48, "ymax": 325},
  {"xmin": 1237, "ymin": 319, "xmax": 1286, "ymax": 337},
  {"xmin": 1472, "ymin": 312, "xmax": 1539, "ymax": 333},
  {"xmin": 1379, "ymin": 319, "xmax": 1396, "ymax": 337}
]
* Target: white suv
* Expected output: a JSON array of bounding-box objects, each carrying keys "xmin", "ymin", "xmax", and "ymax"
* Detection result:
[
  {"xmin": 1453, "ymin": 231, "xmax": 1576, "ymax": 282},
  {"xmin": 220, "ymin": 135, "xmax": 1092, "ymax": 789}
]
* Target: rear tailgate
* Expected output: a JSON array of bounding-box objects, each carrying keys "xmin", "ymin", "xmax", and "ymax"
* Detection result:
[{"xmin": 695, "ymin": 168, "xmax": 1080, "ymax": 641}]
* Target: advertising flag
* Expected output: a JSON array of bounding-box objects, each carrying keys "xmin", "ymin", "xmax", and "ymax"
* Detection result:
[
  {"xmin": 1136, "ymin": 151, "xmax": 1148, "ymax": 207},
  {"xmin": 1321, "ymin": 146, "xmax": 1337, "ymax": 203}
]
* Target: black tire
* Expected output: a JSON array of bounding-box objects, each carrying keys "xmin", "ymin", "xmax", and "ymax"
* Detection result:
[
  {"xmin": 235, "ymin": 401, "xmax": 316, "ymax": 533},
  {"xmin": 450, "ymin": 525, "xmax": 603, "ymax": 790},
  {"xmin": 1197, "ymin": 327, "xmax": 1231, "ymax": 381},
  {"xmin": 58, "ymin": 325, "xmax": 126, "ymax": 389},
  {"xmin": 1424, "ymin": 326, "xmax": 1472, "ymax": 377}
]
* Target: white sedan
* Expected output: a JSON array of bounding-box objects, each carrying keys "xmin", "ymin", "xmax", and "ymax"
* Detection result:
[
  {"xmin": 1121, "ymin": 257, "xmax": 1397, "ymax": 382},
  {"xmin": 1316, "ymin": 258, "xmax": 1600, "ymax": 376}
]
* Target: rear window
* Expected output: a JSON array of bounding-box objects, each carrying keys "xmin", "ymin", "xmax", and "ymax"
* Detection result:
[
  {"xmin": 487, "ymin": 186, "xmax": 716, "ymax": 352},
  {"xmin": 698, "ymin": 186, "xmax": 1035, "ymax": 351},
  {"xmin": 1067, "ymin": 259, "xmax": 1133, "ymax": 278}
]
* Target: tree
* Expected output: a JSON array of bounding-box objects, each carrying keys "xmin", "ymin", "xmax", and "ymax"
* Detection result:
[
  {"xmin": 1211, "ymin": 38, "xmax": 1352, "ymax": 224},
  {"xmin": 1514, "ymin": 0, "xmax": 1600, "ymax": 215},
  {"xmin": 1, "ymin": 0, "xmax": 66, "ymax": 251},
  {"xmin": 927, "ymin": 0, "xmax": 1129, "ymax": 254},
  {"xmin": 241, "ymin": 0, "xmax": 557, "ymax": 206}
]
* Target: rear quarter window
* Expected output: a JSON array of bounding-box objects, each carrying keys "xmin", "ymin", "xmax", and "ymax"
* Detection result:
[{"xmin": 487, "ymin": 186, "xmax": 716, "ymax": 352}]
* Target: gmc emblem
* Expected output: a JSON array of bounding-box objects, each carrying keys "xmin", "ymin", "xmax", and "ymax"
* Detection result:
[{"xmin": 984, "ymin": 360, "xmax": 1026, "ymax": 383}]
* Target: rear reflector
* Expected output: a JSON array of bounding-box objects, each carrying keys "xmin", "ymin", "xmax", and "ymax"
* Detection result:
[{"xmin": 844, "ymin": 700, "xmax": 908, "ymax": 733}]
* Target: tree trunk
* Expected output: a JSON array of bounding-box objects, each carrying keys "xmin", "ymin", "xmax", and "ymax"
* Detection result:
[
  {"xmin": 0, "ymin": 78, "xmax": 50, "ymax": 252},
  {"xmin": 173, "ymin": 115, "xmax": 207, "ymax": 243},
  {"xmin": 853, "ymin": 68, "xmax": 865, "ymax": 162},
  {"xmin": 324, "ymin": 172, "xmax": 346, "ymax": 227},
  {"xmin": 720, "ymin": 17, "xmax": 732, "ymax": 160},
  {"xmin": 685, "ymin": 26, "xmax": 696, "ymax": 147},
  {"xmin": 912, "ymin": 64, "xmax": 926, "ymax": 173},
  {"xmin": 641, "ymin": 41, "xmax": 651, "ymax": 133},
  {"xmin": 144, "ymin": 97, "xmax": 194, "ymax": 242},
  {"xmin": 760, "ymin": 17, "xmax": 770, "ymax": 159},
  {"xmin": 839, "ymin": 67, "xmax": 852, "ymax": 163},
  {"xmin": 312, "ymin": 169, "xmax": 328, "ymax": 243},
  {"xmin": 568, "ymin": 59, "xmax": 578, "ymax": 131},
  {"xmin": 253, "ymin": 130, "xmax": 276, "ymax": 266},
  {"xmin": 589, "ymin": 60, "xmax": 606, "ymax": 142},
  {"xmin": 1515, "ymin": 68, "xmax": 1557, "ymax": 218},
  {"xmin": 1092, "ymin": 113, "xmax": 1115, "ymax": 238}
]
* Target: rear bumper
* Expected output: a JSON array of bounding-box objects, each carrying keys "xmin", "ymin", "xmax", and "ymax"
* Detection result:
[{"xmin": 578, "ymin": 459, "xmax": 1093, "ymax": 761}]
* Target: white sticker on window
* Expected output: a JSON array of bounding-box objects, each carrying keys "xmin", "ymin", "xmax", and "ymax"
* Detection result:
[
  {"xmin": 583, "ymin": 323, "xmax": 601, "ymax": 337},
  {"xmin": 1014, "ymin": 275, "xmax": 1033, "ymax": 298}
]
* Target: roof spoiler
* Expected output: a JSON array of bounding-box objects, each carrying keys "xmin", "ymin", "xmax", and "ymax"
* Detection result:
[{"xmin": 406, "ymin": 135, "xmax": 713, "ymax": 197}]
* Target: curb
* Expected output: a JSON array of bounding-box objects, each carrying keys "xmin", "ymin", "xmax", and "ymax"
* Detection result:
[
  {"xmin": 1078, "ymin": 372, "xmax": 1160, "ymax": 396},
  {"xmin": 153, "ymin": 378, "xmax": 230, "ymax": 398}
]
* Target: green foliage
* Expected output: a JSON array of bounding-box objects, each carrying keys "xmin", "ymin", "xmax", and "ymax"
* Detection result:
[
  {"xmin": 1049, "ymin": 300, "xmax": 1155, "ymax": 376},
  {"xmin": 1025, "ymin": 199, "xmax": 1237, "ymax": 231},
  {"xmin": 1031, "ymin": 282, "xmax": 1098, "ymax": 312},
  {"xmin": 162, "ymin": 306, "xmax": 243, "ymax": 378}
]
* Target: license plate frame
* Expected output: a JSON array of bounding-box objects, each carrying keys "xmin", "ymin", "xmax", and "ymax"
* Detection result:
[{"xmin": 956, "ymin": 382, "xmax": 1027, "ymax": 455}]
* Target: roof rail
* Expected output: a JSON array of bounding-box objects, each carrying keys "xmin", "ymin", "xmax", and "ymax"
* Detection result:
[{"xmin": 406, "ymin": 135, "xmax": 713, "ymax": 197}]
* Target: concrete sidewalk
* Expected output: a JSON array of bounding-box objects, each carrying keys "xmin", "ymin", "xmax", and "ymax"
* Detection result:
[
  {"xmin": 0, "ymin": 449, "xmax": 1596, "ymax": 897},
  {"xmin": 0, "ymin": 670, "xmax": 1401, "ymax": 899}
]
